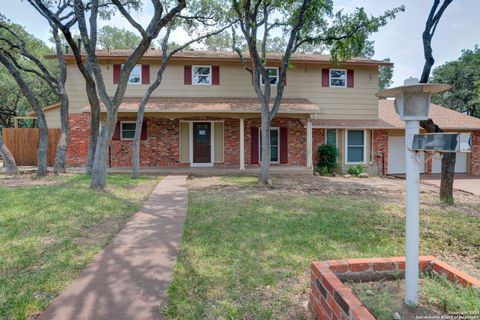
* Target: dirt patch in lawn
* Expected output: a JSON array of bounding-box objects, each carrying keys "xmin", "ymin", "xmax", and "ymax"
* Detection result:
[
  {"xmin": 0, "ymin": 171, "xmax": 69, "ymax": 187},
  {"xmin": 188, "ymin": 174, "xmax": 480, "ymax": 216}
]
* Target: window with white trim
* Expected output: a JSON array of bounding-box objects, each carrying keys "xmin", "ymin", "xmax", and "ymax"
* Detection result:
[
  {"xmin": 192, "ymin": 66, "xmax": 212, "ymax": 85},
  {"xmin": 121, "ymin": 121, "xmax": 136, "ymax": 140},
  {"xmin": 330, "ymin": 69, "xmax": 346, "ymax": 88},
  {"xmin": 260, "ymin": 67, "xmax": 278, "ymax": 86},
  {"xmin": 326, "ymin": 129, "xmax": 337, "ymax": 147},
  {"xmin": 259, "ymin": 128, "xmax": 279, "ymax": 162},
  {"xmin": 346, "ymin": 130, "xmax": 365, "ymax": 163},
  {"xmin": 127, "ymin": 65, "xmax": 142, "ymax": 85}
]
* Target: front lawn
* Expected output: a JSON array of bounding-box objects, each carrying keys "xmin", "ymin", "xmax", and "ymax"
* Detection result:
[
  {"xmin": 164, "ymin": 176, "xmax": 480, "ymax": 319},
  {"xmin": 0, "ymin": 174, "xmax": 161, "ymax": 320}
]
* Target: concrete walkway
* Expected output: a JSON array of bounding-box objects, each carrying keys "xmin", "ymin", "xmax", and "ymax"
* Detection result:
[{"xmin": 38, "ymin": 175, "xmax": 188, "ymax": 320}]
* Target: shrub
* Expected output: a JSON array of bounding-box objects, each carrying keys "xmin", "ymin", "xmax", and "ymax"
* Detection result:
[
  {"xmin": 317, "ymin": 144, "xmax": 338, "ymax": 175},
  {"xmin": 348, "ymin": 164, "xmax": 364, "ymax": 176}
]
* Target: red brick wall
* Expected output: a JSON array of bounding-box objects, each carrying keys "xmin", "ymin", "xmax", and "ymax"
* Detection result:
[
  {"xmin": 67, "ymin": 114, "xmax": 307, "ymax": 167},
  {"xmin": 471, "ymin": 130, "xmax": 480, "ymax": 176},
  {"xmin": 109, "ymin": 118, "xmax": 181, "ymax": 167},
  {"xmin": 67, "ymin": 113, "xmax": 90, "ymax": 166},
  {"xmin": 244, "ymin": 118, "xmax": 307, "ymax": 166},
  {"xmin": 312, "ymin": 128, "xmax": 325, "ymax": 168},
  {"xmin": 372, "ymin": 129, "xmax": 388, "ymax": 176}
]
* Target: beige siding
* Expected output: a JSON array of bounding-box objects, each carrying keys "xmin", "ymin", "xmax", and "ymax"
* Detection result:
[
  {"xmin": 44, "ymin": 109, "xmax": 61, "ymax": 128},
  {"xmin": 214, "ymin": 122, "xmax": 224, "ymax": 162},
  {"xmin": 179, "ymin": 122, "xmax": 189, "ymax": 162},
  {"xmin": 65, "ymin": 61, "xmax": 379, "ymax": 120}
]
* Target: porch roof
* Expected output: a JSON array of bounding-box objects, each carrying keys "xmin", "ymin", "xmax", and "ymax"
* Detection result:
[{"xmin": 82, "ymin": 97, "xmax": 321, "ymax": 115}]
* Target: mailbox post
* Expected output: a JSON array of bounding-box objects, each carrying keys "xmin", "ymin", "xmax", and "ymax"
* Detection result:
[{"xmin": 376, "ymin": 78, "xmax": 451, "ymax": 305}]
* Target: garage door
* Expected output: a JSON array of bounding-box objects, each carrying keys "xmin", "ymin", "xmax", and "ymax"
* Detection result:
[
  {"xmin": 432, "ymin": 152, "xmax": 467, "ymax": 173},
  {"xmin": 388, "ymin": 136, "xmax": 425, "ymax": 174}
]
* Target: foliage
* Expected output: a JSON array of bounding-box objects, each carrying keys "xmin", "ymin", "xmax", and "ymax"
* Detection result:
[
  {"xmin": 0, "ymin": 18, "xmax": 58, "ymax": 128},
  {"xmin": 378, "ymin": 58, "xmax": 393, "ymax": 91},
  {"xmin": 431, "ymin": 45, "xmax": 480, "ymax": 118},
  {"xmin": 98, "ymin": 26, "xmax": 142, "ymax": 50},
  {"xmin": 348, "ymin": 164, "xmax": 364, "ymax": 176},
  {"xmin": 0, "ymin": 174, "xmax": 160, "ymax": 319},
  {"xmin": 317, "ymin": 144, "xmax": 338, "ymax": 174},
  {"xmin": 165, "ymin": 176, "xmax": 480, "ymax": 319}
]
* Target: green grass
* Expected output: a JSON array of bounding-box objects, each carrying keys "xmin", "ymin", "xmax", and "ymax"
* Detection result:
[
  {"xmin": 350, "ymin": 273, "xmax": 480, "ymax": 319},
  {"xmin": 0, "ymin": 174, "xmax": 161, "ymax": 320},
  {"xmin": 421, "ymin": 273, "xmax": 480, "ymax": 312},
  {"xmin": 165, "ymin": 176, "xmax": 480, "ymax": 319}
]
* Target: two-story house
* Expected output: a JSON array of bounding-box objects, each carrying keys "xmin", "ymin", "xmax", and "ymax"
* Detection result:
[{"xmin": 40, "ymin": 50, "xmax": 480, "ymax": 175}]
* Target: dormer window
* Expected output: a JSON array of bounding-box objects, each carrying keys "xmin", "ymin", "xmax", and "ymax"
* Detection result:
[
  {"xmin": 260, "ymin": 67, "xmax": 278, "ymax": 86},
  {"xmin": 192, "ymin": 66, "xmax": 212, "ymax": 85},
  {"xmin": 329, "ymin": 69, "xmax": 347, "ymax": 88}
]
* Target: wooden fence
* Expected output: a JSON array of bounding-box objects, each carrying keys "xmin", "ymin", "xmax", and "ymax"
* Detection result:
[{"xmin": 2, "ymin": 128, "xmax": 61, "ymax": 166}]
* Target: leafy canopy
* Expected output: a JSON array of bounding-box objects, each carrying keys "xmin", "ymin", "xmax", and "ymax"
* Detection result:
[
  {"xmin": 98, "ymin": 26, "xmax": 142, "ymax": 50},
  {"xmin": 431, "ymin": 45, "xmax": 480, "ymax": 118},
  {"xmin": 0, "ymin": 16, "xmax": 58, "ymax": 127}
]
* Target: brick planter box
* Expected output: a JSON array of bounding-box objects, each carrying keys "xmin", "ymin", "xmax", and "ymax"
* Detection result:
[{"xmin": 310, "ymin": 256, "xmax": 480, "ymax": 320}]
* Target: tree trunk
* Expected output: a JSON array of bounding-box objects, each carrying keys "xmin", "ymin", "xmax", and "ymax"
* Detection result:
[
  {"xmin": 52, "ymin": 26, "xmax": 70, "ymax": 174},
  {"xmin": 90, "ymin": 113, "xmax": 116, "ymax": 190},
  {"xmin": 0, "ymin": 136, "xmax": 18, "ymax": 174},
  {"xmin": 420, "ymin": 119, "xmax": 456, "ymax": 203},
  {"xmin": 439, "ymin": 152, "xmax": 455, "ymax": 204},
  {"xmin": 131, "ymin": 111, "xmax": 144, "ymax": 179},
  {"xmin": 84, "ymin": 57, "xmax": 101, "ymax": 175},
  {"xmin": 259, "ymin": 113, "xmax": 271, "ymax": 184},
  {"xmin": 87, "ymin": 101, "xmax": 100, "ymax": 174},
  {"xmin": 53, "ymin": 92, "xmax": 69, "ymax": 173}
]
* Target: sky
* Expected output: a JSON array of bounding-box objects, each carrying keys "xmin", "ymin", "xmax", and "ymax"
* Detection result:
[{"xmin": 1, "ymin": 0, "xmax": 479, "ymax": 86}]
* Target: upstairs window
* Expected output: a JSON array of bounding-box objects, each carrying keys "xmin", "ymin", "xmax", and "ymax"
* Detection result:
[
  {"xmin": 128, "ymin": 65, "xmax": 142, "ymax": 85},
  {"xmin": 121, "ymin": 121, "xmax": 136, "ymax": 140},
  {"xmin": 192, "ymin": 66, "xmax": 212, "ymax": 85},
  {"xmin": 260, "ymin": 67, "xmax": 278, "ymax": 86},
  {"xmin": 329, "ymin": 69, "xmax": 347, "ymax": 88}
]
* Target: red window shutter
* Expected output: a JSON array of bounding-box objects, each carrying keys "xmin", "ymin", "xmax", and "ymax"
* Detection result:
[
  {"xmin": 322, "ymin": 68, "xmax": 329, "ymax": 87},
  {"xmin": 184, "ymin": 65, "xmax": 192, "ymax": 85},
  {"xmin": 212, "ymin": 65, "xmax": 220, "ymax": 85},
  {"xmin": 142, "ymin": 65, "xmax": 150, "ymax": 85},
  {"xmin": 112, "ymin": 121, "xmax": 121, "ymax": 140},
  {"xmin": 140, "ymin": 120, "xmax": 147, "ymax": 140},
  {"xmin": 347, "ymin": 69, "xmax": 354, "ymax": 88},
  {"xmin": 280, "ymin": 127, "xmax": 288, "ymax": 164},
  {"xmin": 251, "ymin": 127, "xmax": 259, "ymax": 164},
  {"xmin": 113, "ymin": 64, "xmax": 121, "ymax": 84}
]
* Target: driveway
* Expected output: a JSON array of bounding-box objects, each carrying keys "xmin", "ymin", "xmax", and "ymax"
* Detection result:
[{"xmin": 421, "ymin": 173, "xmax": 480, "ymax": 196}]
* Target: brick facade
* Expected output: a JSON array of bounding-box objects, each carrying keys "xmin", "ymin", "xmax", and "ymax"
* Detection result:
[
  {"xmin": 67, "ymin": 114, "xmax": 309, "ymax": 167},
  {"xmin": 372, "ymin": 129, "xmax": 388, "ymax": 176},
  {"xmin": 312, "ymin": 128, "xmax": 325, "ymax": 168},
  {"xmin": 471, "ymin": 130, "xmax": 480, "ymax": 176},
  {"xmin": 67, "ymin": 113, "xmax": 90, "ymax": 166},
  {"xmin": 244, "ymin": 118, "xmax": 307, "ymax": 166}
]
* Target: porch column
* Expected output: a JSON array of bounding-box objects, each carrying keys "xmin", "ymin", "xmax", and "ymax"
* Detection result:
[
  {"xmin": 240, "ymin": 118, "xmax": 245, "ymax": 170},
  {"xmin": 306, "ymin": 117, "xmax": 313, "ymax": 169}
]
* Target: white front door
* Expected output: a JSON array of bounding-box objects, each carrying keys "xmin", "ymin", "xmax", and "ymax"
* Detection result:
[{"xmin": 388, "ymin": 136, "xmax": 425, "ymax": 174}]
